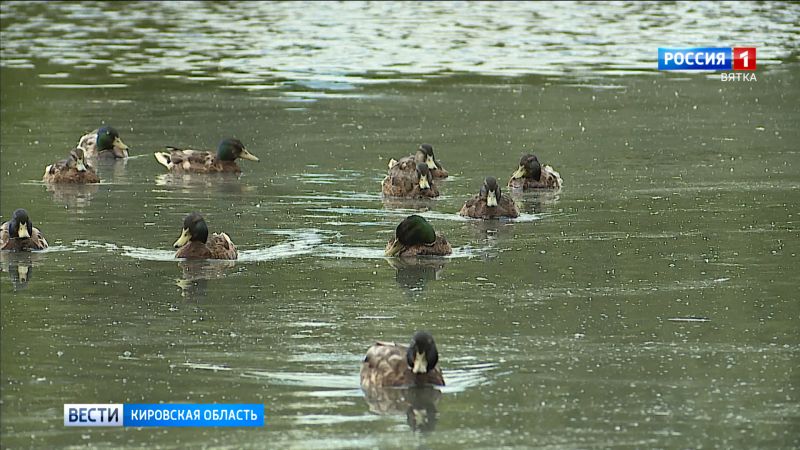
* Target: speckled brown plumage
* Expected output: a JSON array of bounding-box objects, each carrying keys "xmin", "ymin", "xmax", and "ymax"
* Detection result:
[
  {"xmin": 360, "ymin": 341, "xmax": 444, "ymax": 389},
  {"xmin": 43, "ymin": 149, "xmax": 100, "ymax": 184},
  {"xmin": 385, "ymin": 233, "xmax": 452, "ymax": 257},
  {"xmin": 174, "ymin": 233, "xmax": 237, "ymax": 260},
  {"xmin": 1, "ymin": 217, "xmax": 48, "ymax": 251}
]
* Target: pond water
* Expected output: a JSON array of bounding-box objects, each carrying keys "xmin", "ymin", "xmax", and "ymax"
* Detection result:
[{"xmin": 1, "ymin": 2, "xmax": 799, "ymax": 448}]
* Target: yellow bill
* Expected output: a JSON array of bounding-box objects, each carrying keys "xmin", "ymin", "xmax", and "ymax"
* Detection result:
[
  {"xmin": 425, "ymin": 155, "xmax": 437, "ymax": 170},
  {"xmin": 17, "ymin": 223, "xmax": 30, "ymax": 238},
  {"xmin": 240, "ymin": 148, "xmax": 259, "ymax": 161},
  {"xmin": 173, "ymin": 228, "xmax": 191, "ymax": 248},
  {"xmin": 511, "ymin": 165, "xmax": 526, "ymax": 179},
  {"xmin": 487, "ymin": 190, "xmax": 498, "ymax": 207},
  {"xmin": 412, "ymin": 352, "xmax": 428, "ymax": 374},
  {"xmin": 419, "ymin": 176, "xmax": 431, "ymax": 190}
]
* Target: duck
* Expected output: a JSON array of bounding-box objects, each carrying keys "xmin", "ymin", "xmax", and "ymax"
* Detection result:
[
  {"xmin": 0, "ymin": 209, "xmax": 48, "ymax": 251},
  {"xmin": 154, "ymin": 138, "xmax": 259, "ymax": 174},
  {"xmin": 77, "ymin": 126, "xmax": 129, "ymax": 159},
  {"xmin": 382, "ymin": 162, "xmax": 439, "ymax": 199},
  {"xmin": 360, "ymin": 331, "xmax": 445, "ymax": 389},
  {"xmin": 173, "ymin": 212, "xmax": 237, "ymax": 260},
  {"xmin": 387, "ymin": 144, "xmax": 448, "ymax": 179},
  {"xmin": 508, "ymin": 153, "xmax": 562, "ymax": 190},
  {"xmin": 385, "ymin": 215, "xmax": 451, "ymax": 257},
  {"xmin": 459, "ymin": 176, "xmax": 519, "ymax": 219},
  {"xmin": 42, "ymin": 148, "xmax": 100, "ymax": 183}
]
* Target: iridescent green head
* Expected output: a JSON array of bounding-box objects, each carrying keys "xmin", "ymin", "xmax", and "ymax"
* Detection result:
[
  {"xmin": 216, "ymin": 138, "xmax": 259, "ymax": 162},
  {"xmin": 96, "ymin": 126, "xmax": 129, "ymax": 158},
  {"xmin": 385, "ymin": 215, "xmax": 436, "ymax": 256}
]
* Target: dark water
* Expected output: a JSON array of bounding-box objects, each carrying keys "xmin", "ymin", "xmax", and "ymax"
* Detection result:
[{"xmin": 1, "ymin": 2, "xmax": 799, "ymax": 448}]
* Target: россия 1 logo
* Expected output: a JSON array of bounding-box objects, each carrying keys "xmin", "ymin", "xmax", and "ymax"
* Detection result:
[{"xmin": 658, "ymin": 47, "xmax": 757, "ymax": 81}]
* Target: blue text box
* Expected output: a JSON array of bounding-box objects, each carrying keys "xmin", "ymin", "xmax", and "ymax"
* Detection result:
[
  {"xmin": 123, "ymin": 404, "xmax": 264, "ymax": 427},
  {"xmin": 658, "ymin": 47, "xmax": 732, "ymax": 71}
]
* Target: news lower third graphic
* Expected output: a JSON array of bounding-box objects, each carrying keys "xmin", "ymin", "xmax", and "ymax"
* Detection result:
[
  {"xmin": 658, "ymin": 47, "xmax": 757, "ymax": 81},
  {"xmin": 64, "ymin": 404, "xmax": 265, "ymax": 427}
]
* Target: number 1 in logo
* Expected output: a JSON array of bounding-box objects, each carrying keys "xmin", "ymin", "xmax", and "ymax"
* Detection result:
[{"xmin": 733, "ymin": 47, "xmax": 756, "ymax": 71}]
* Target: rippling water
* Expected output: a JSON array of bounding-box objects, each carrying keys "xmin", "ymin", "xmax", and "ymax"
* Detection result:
[
  {"xmin": 1, "ymin": 2, "xmax": 799, "ymax": 449},
  {"xmin": 2, "ymin": 1, "xmax": 799, "ymax": 86}
]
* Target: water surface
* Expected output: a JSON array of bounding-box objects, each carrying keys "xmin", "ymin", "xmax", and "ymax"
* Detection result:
[{"xmin": 1, "ymin": 2, "xmax": 799, "ymax": 449}]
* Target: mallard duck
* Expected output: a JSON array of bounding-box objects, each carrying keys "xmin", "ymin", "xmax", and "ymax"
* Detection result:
[
  {"xmin": 42, "ymin": 148, "xmax": 100, "ymax": 184},
  {"xmin": 78, "ymin": 126, "xmax": 129, "ymax": 159},
  {"xmin": 0, "ymin": 209, "xmax": 48, "ymax": 251},
  {"xmin": 382, "ymin": 163, "xmax": 439, "ymax": 199},
  {"xmin": 508, "ymin": 154, "xmax": 562, "ymax": 189},
  {"xmin": 385, "ymin": 215, "xmax": 451, "ymax": 257},
  {"xmin": 361, "ymin": 331, "xmax": 445, "ymax": 389},
  {"xmin": 154, "ymin": 138, "xmax": 259, "ymax": 174},
  {"xmin": 387, "ymin": 144, "xmax": 448, "ymax": 179},
  {"xmin": 459, "ymin": 176, "xmax": 519, "ymax": 219},
  {"xmin": 173, "ymin": 212, "xmax": 237, "ymax": 260}
]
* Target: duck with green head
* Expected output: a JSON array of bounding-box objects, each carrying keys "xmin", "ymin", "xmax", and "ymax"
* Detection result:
[
  {"xmin": 1, "ymin": 209, "xmax": 48, "ymax": 251},
  {"xmin": 382, "ymin": 162, "xmax": 439, "ymax": 199},
  {"xmin": 387, "ymin": 144, "xmax": 448, "ymax": 179},
  {"xmin": 43, "ymin": 148, "xmax": 100, "ymax": 183},
  {"xmin": 361, "ymin": 330, "xmax": 445, "ymax": 389},
  {"xmin": 78, "ymin": 126, "xmax": 130, "ymax": 159},
  {"xmin": 154, "ymin": 138, "xmax": 259, "ymax": 174},
  {"xmin": 508, "ymin": 153, "xmax": 562, "ymax": 190},
  {"xmin": 173, "ymin": 212, "xmax": 237, "ymax": 260},
  {"xmin": 459, "ymin": 176, "xmax": 519, "ymax": 219},
  {"xmin": 385, "ymin": 215, "xmax": 451, "ymax": 257}
]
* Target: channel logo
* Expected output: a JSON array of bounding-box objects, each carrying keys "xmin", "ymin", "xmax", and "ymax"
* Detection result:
[
  {"xmin": 658, "ymin": 47, "xmax": 756, "ymax": 71},
  {"xmin": 64, "ymin": 404, "xmax": 265, "ymax": 427}
]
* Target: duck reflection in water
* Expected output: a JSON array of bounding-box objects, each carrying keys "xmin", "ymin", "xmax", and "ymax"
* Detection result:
[
  {"xmin": 386, "ymin": 257, "xmax": 447, "ymax": 295},
  {"xmin": 45, "ymin": 183, "xmax": 101, "ymax": 211},
  {"xmin": 509, "ymin": 189, "xmax": 561, "ymax": 215},
  {"xmin": 154, "ymin": 172, "xmax": 255, "ymax": 196},
  {"xmin": 362, "ymin": 385, "xmax": 442, "ymax": 432},
  {"xmin": 175, "ymin": 259, "xmax": 236, "ymax": 300},
  {"xmin": 1, "ymin": 252, "xmax": 36, "ymax": 290}
]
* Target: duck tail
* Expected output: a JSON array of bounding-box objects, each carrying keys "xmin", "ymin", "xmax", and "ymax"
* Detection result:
[{"xmin": 154, "ymin": 152, "xmax": 173, "ymax": 170}]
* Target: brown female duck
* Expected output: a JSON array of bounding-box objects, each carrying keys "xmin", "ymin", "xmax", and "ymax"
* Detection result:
[
  {"xmin": 43, "ymin": 148, "xmax": 100, "ymax": 183},
  {"xmin": 459, "ymin": 176, "xmax": 519, "ymax": 219},
  {"xmin": 361, "ymin": 331, "xmax": 445, "ymax": 389},
  {"xmin": 173, "ymin": 212, "xmax": 237, "ymax": 260},
  {"xmin": 387, "ymin": 144, "xmax": 448, "ymax": 179},
  {"xmin": 1, "ymin": 209, "xmax": 48, "ymax": 251},
  {"xmin": 508, "ymin": 153, "xmax": 562, "ymax": 190},
  {"xmin": 382, "ymin": 163, "xmax": 439, "ymax": 199}
]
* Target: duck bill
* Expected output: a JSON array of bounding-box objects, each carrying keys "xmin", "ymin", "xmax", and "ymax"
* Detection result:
[
  {"xmin": 76, "ymin": 159, "xmax": 87, "ymax": 172},
  {"xmin": 113, "ymin": 137, "xmax": 129, "ymax": 158},
  {"xmin": 419, "ymin": 177, "xmax": 431, "ymax": 190},
  {"xmin": 425, "ymin": 155, "xmax": 438, "ymax": 170},
  {"xmin": 17, "ymin": 223, "xmax": 30, "ymax": 238},
  {"xmin": 384, "ymin": 239, "xmax": 405, "ymax": 257},
  {"xmin": 173, "ymin": 228, "xmax": 191, "ymax": 248},
  {"xmin": 412, "ymin": 352, "xmax": 428, "ymax": 374},
  {"xmin": 487, "ymin": 190, "xmax": 498, "ymax": 207},
  {"xmin": 511, "ymin": 165, "xmax": 526, "ymax": 179},
  {"xmin": 239, "ymin": 148, "xmax": 259, "ymax": 161}
]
